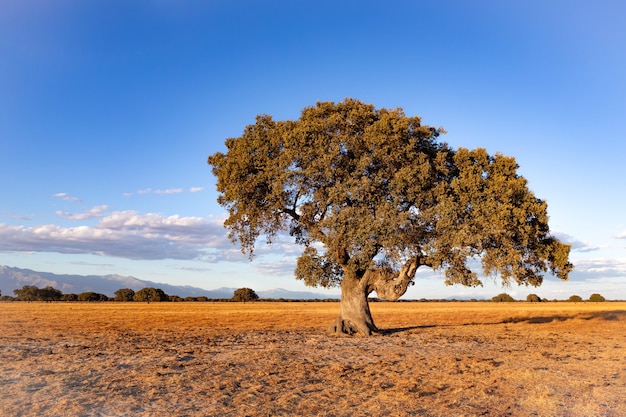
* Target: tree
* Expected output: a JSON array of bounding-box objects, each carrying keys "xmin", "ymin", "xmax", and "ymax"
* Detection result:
[
  {"xmin": 492, "ymin": 293, "xmax": 515, "ymax": 302},
  {"xmin": 61, "ymin": 293, "xmax": 78, "ymax": 301},
  {"xmin": 13, "ymin": 285, "xmax": 63, "ymax": 302},
  {"xmin": 38, "ymin": 286, "xmax": 63, "ymax": 302},
  {"xmin": 14, "ymin": 285, "xmax": 41, "ymax": 301},
  {"xmin": 568, "ymin": 295, "xmax": 583, "ymax": 302},
  {"xmin": 208, "ymin": 99, "xmax": 573, "ymax": 336},
  {"xmin": 232, "ymin": 287, "xmax": 260, "ymax": 302},
  {"xmin": 589, "ymin": 293, "xmax": 605, "ymax": 302},
  {"xmin": 133, "ymin": 287, "xmax": 168, "ymax": 302},
  {"xmin": 114, "ymin": 288, "xmax": 135, "ymax": 302},
  {"xmin": 526, "ymin": 293, "xmax": 542, "ymax": 302},
  {"xmin": 77, "ymin": 292, "xmax": 108, "ymax": 301}
]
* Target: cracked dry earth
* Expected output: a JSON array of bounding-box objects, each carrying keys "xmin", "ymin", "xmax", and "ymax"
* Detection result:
[{"xmin": 1, "ymin": 302, "xmax": 625, "ymax": 417}]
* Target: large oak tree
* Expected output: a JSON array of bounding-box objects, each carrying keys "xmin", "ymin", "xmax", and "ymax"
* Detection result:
[{"xmin": 208, "ymin": 99, "xmax": 572, "ymax": 336}]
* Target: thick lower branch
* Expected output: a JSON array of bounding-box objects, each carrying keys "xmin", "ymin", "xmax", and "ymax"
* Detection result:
[{"xmin": 369, "ymin": 257, "xmax": 420, "ymax": 301}]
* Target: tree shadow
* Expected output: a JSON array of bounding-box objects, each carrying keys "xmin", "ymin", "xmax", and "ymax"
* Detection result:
[
  {"xmin": 379, "ymin": 325, "xmax": 436, "ymax": 335},
  {"xmin": 378, "ymin": 310, "xmax": 626, "ymax": 335},
  {"xmin": 498, "ymin": 309, "xmax": 626, "ymax": 324}
]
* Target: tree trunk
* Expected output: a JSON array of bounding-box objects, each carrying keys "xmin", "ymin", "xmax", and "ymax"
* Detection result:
[
  {"xmin": 327, "ymin": 258, "xmax": 421, "ymax": 337},
  {"xmin": 327, "ymin": 273, "xmax": 377, "ymax": 336}
]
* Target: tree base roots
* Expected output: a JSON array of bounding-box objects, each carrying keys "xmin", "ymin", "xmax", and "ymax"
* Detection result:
[{"xmin": 327, "ymin": 318, "xmax": 378, "ymax": 337}]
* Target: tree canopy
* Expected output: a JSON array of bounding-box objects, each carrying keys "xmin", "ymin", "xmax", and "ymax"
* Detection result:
[
  {"xmin": 208, "ymin": 99, "xmax": 572, "ymax": 335},
  {"xmin": 133, "ymin": 287, "xmax": 168, "ymax": 302},
  {"xmin": 232, "ymin": 287, "xmax": 260, "ymax": 302}
]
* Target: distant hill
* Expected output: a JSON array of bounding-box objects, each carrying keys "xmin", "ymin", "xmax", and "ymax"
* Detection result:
[{"xmin": 0, "ymin": 265, "xmax": 339, "ymax": 300}]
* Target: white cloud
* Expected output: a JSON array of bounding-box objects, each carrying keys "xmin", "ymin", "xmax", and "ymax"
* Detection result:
[
  {"xmin": 3, "ymin": 212, "xmax": 34, "ymax": 221},
  {"xmin": 53, "ymin": 192, "xmax": 81, "ymax": 202},
  {"xmin": 615, "ymin": 230, "xmax": 626, "ymax": 239},
  {"xmin": 127, "ymin": 187, "xmax": 202, "ymax": 197},
  {"xmin": 55, "ymin": 205, "xmax": 109, "ymax": 220},
  {"xmin": 155, "ymin": 188, "xmax": 183, "ymax": 195},
  {"xmin": 136, "ymin": 188, "xmax": 184, "ymax": 195},
  {"xmin": 0, "ymin": 211, "xmax": 233, "ymax": 261},
  {"xmin": 569, "ymin": 258, "xmax": 626, "ymax": 279}
]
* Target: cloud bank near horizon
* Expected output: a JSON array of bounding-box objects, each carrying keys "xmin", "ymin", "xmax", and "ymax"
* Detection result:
[
  {"xmin": 1, "ymin": 191, "xmax": 623, "ymax": 288},
  {"xmin": 0, "ymin": 210, "xmax": 232, "ymax": 261}
]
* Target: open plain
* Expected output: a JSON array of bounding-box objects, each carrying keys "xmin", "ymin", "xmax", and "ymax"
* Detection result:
[{"xmin": 1, "ymin": 301, "xmax": 625, "ymax": 417}]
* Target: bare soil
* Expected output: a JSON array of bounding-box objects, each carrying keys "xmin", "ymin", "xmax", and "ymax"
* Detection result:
[{"xmin": 1, "ymin": 301, "xmax": 625, "ymax": 417}]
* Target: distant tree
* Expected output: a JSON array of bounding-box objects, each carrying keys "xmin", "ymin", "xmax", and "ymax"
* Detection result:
[
  {"xmin": 526, "ymin": 294, "xmax": 542, "ymax": 302},
  {"xmin": 133, "ymin": 287, "xmax": 168, "ymax": 302},
  {"xmin": 14, "ymin": 285, "xmax": 41, "ymax": 301},
  {"xmin": 568, "ymin": 295, "xmax": 583, "ymax": 302},
  {"xmin": 78, "ymin": 292, "xmax": 109, "ymax": 301},
  {"xmin": 492, "ymin": 293, "xmax": 515, "ymax": 302},
  {"xmin": 114, "ymin": 288, "xmax": 135, "ymax": 302},
  {"xmin": 196, "ymin": 296, "xmax": 209, "ymax": 302},
  {"xmin": 61, "ymin": 293, "xmax": 78, "ymax": 302},
  {"xmin": 169, "ymin": 295, "xmax": 183, "ymax": 302},
  {"xmin": 208, "ymin": 99, "xmax": 573, "ymax": 336},
  {"xmin": 38, "ymin": 286, "xmax": 63, "ymax": 302},
  {"xmin": 589, "ymin": 293, "xmax": 606, "ymax": 302},
  {"xmin": 184, "ymin": 296, "xmax": 197, "ymax": 302},
  {"xmin": 232, "ymin": 288, "xmax": 259, "ymax": 303},
  {"xmin": 0, "ymin": 295, "xmax": 14, "ymax": 301},
  {"xmin": 12, "ymin": 285, "xmax": 64, "ymax": 302}
]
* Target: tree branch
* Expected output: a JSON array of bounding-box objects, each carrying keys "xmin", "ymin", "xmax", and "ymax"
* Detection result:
[{"xmin": 368, "ymin": 256, "xmax": 421, "ymax": 301}]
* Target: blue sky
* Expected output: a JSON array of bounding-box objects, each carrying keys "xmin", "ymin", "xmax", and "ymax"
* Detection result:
[{"xmin": 1, "ymin": 0, "xmax": 625, "ymax": 300}]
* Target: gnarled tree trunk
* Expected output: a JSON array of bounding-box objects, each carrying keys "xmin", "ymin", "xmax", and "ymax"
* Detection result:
[{"xmin": 327, "ymin": 258, "xmax": 420, "ymax": 337}]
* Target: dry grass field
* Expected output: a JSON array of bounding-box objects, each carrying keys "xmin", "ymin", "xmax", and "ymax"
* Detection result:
[{"xmin": 1, "ymin": 301, "xmax": 625, "ymax": 417}]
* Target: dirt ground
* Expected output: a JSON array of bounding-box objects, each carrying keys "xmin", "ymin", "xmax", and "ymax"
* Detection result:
[{"xmin": 1, "ymin": 301, "xmax": 624, "ymax": 417}]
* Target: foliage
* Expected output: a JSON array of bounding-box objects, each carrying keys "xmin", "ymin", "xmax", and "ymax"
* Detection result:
[
  {"xmin": 232, "ymin": 288, "xmax": 260, "ymax": 302},
  {"xmin": 526, "ymin": 293, "xmax": 542, "ymax": 302},
  {"xmin": 133, "ymin": 287, "xmax": 168, "ymax": 302},
  {"xmin": 13, "ymin": 285, "xmax": 41, "ymax": 301},
  {"xmin": 61, "ymin": 293, "xmax": 78, "ymax": 301},
  {"xmin": 492, "ymin": 293, "xmax": 515, "ymax": 302},
  {"xmin": 568, "ymin": 295, "xmax": 583, "ymax": 302},
  {"xmin": 39, "ymin": 286, "xmax": 63, "ymax": 301},
  {"xmin": 13, "ymin": 285, "xmax": 62, "ymax": 301},
  {"xmin": 77, "ymin": 292, "xmax": 109, "ymax": 301},
  {"xmin": 208, "ymin": 99, "xmax": 572, "ymax": 291},
  {"xmin": 114, "ymin": 288, "xmax": 135, "ymax": 302},
  {"xmin": 589, "ymin": 293, "xmax": 606, "ymax": 302}
]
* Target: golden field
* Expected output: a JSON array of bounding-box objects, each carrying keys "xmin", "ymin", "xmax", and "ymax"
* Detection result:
[{"xmin": 1, "ymin": 301, "xmax": 625, "ymax": 416}]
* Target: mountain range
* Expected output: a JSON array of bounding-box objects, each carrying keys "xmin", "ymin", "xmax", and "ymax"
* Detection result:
[{"xmin": 0, "ymin": 265, "xmax": 339, "ymax": 300}]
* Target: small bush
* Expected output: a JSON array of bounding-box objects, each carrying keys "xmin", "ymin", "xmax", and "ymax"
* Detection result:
[{"xmin": 77, "ymin": 292, "xmax": 109, "ymax": 301}]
